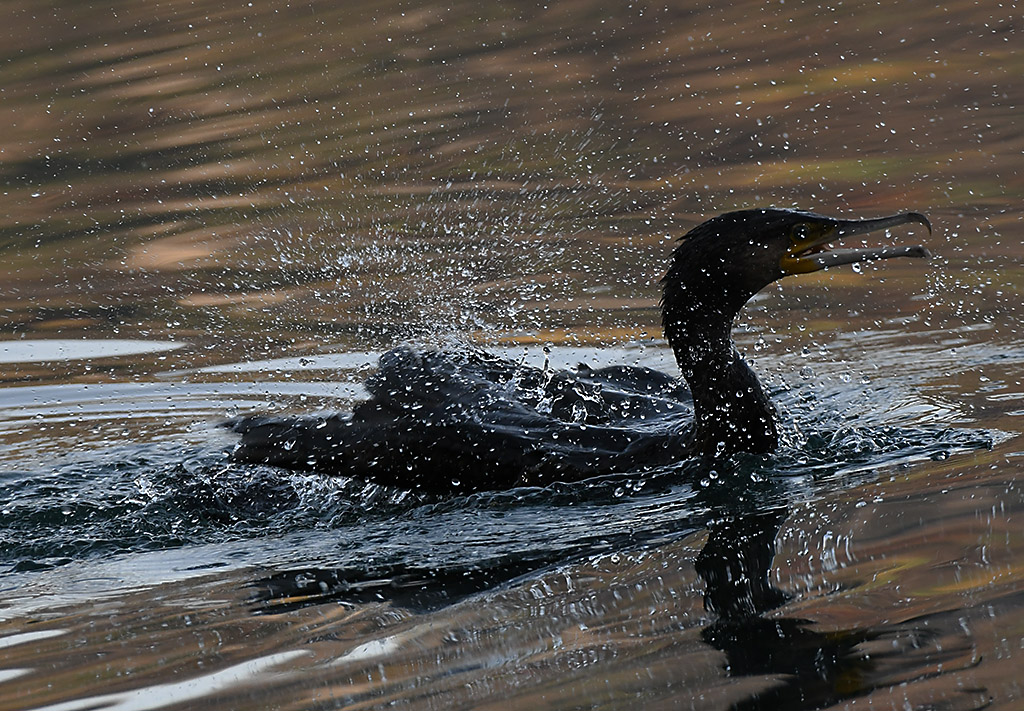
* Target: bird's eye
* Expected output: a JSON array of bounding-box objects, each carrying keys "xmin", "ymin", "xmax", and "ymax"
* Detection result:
[{"xmin": 792, "ymin": 224, "xmax": 811, "ymax": 242}]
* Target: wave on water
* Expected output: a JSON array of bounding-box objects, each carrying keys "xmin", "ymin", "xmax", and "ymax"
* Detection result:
[{"xmin": 0, "ymin": 367, "xmax": 997, "ymax": 597}]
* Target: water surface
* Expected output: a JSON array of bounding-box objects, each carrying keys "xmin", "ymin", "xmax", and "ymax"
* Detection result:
[{"xmin": 1, "ymin": 1, "xmax": 1022, "ymax": 709}]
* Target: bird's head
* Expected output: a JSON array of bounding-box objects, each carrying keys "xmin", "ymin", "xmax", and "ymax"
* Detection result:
[{"xmin": 663, "ymin": 208, "xmax": 932, "ymax": 317}]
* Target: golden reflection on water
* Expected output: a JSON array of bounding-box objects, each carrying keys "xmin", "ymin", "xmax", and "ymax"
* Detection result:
[
  {"xmin": 2, "ymin": 0, "xmax": 1021, "ymax": 377},
  {"xmin": 0, "ymin": 446, "xmax": 1018, "ymax": 711},
  {"xmin": 1, "ymin": 0, "xmax": 1023, "ymax": 709}
]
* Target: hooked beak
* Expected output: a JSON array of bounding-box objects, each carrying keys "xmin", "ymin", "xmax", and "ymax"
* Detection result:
[{"xmin": 781, "ymin": 211, "xmax": 933, "ymax": 275}]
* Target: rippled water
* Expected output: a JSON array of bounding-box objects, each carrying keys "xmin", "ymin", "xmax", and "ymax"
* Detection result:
[{"xmin": 2, "ymin": 1, "xmax": 1023, "ymax": 709}]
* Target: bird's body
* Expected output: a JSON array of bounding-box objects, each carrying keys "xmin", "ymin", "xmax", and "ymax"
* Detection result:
[
  {"xmin": 231, "ymin": 346, "xmax": 693, "ymax": 492},
  {"xmin": 230, "ymin": 208, "xmax": 931, "ymax": 493}
]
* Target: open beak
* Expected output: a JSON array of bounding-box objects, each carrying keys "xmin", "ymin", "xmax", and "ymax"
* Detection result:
[{"xmin": 781, "ymin": 212, "xmax": 933, "ymax": 275}]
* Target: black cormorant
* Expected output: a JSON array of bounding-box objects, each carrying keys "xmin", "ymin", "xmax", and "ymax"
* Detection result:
[{"xmin": 229, "ymin": 209, "xmax": 931, "ymax": 493}]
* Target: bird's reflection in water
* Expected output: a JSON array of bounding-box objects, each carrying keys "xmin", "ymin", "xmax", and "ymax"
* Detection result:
[
  {"xmin": 696, "ymin": 509, "xmax": 984, "ymax": 710},
  {"xmin": 248, "ymin": 494, "xmax": 980, "ymax": 709},
  {"xmin": 697, "ymin": 508, "xmax": 880, "ymax": 709}
]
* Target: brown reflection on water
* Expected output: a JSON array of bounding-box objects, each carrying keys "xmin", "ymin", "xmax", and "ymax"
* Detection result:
[
  {"xmin": 0, "ymin": 537, "xmax": 719, "ymax": 711},
  {"xmin": 774, "ymin": 446, "xmax": 1023, "ymax": 709},
  {"xmin": 2, "ymin": 0, "xmax": 1021, "ymax": 377},
  {"xmin": 1, "ymin": 0, "xmax": 1023, "ymax": 709},
  {"xmin": 1, "ymin": 440, "xmax": 1019, "ymax": 710}
]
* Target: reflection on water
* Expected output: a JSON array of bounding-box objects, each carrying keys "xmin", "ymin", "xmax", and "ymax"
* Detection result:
[
  {"xmin": 3, "ymin": 0, "xmax": 1020, "ymax": 360},
  {"xmin": 0, "ymin": 339, "xmax": 183, "ymax": 364},
  {"xmin": 1, "ymin": 0, "xmax": 1023, "ymax": 708},
  {"xmin": 29, "ymin": 650, "xmax": 309, "ymax": 711}
]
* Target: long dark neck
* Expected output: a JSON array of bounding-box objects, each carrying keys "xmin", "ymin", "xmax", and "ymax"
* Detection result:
[{"xmin": 662, "ymin": 267, "xmax": 778, "ymax": 457}]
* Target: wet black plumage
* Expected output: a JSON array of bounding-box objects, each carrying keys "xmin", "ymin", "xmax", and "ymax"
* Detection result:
[{"xmin": 229, "ymin": 208, "xmax": 931, "ymax": 493}]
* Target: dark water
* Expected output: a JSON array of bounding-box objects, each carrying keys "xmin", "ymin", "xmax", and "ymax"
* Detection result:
[{"xmin": 2, "ymin": 1, "xmax": 1023, "ymax": 709}]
